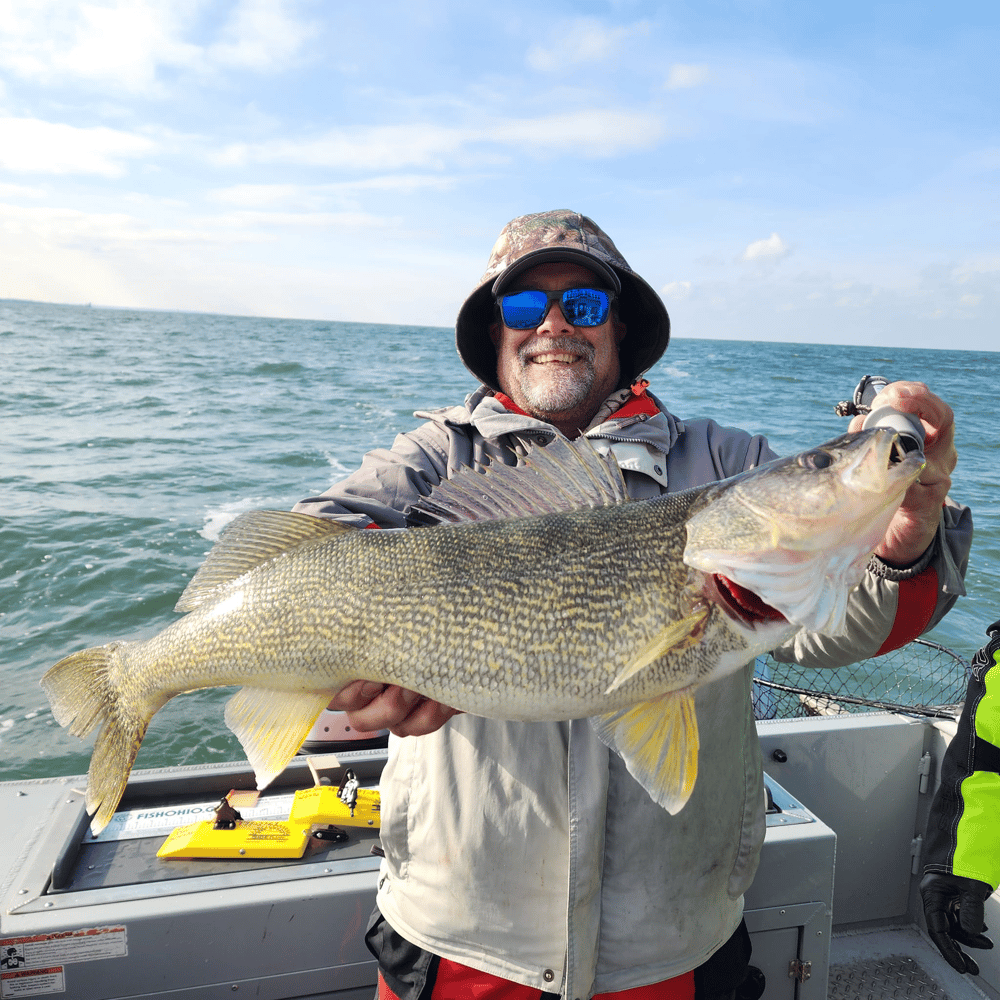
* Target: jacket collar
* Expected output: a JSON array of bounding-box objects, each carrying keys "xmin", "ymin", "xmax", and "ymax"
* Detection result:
[{"xmin": 415, "ymin": 383, "xmax": 682, "ymax": 455}]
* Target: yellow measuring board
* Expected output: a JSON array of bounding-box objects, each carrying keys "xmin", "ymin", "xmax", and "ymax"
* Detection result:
[
  {"xmin": 157, "ymin": 819, "xmax": 312, "ymax": 859},
  {"xmin": 157, "ymin": 781, "xmax": 380, "ymax": 860}
]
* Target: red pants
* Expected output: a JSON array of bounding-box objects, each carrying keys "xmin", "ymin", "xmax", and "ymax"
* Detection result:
[{"xmin": 378, "ymin": 957, "xmax": 696, "ymax": 999}]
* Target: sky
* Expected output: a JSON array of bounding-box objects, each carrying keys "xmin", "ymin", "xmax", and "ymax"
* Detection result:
[{"xmin": 0, "ymin": 0, "xmax": 997, "ymax": 350}]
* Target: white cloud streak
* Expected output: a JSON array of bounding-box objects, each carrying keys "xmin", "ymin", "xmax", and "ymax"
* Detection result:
[
  {"xmin": 0, "ymin": 0, "xmax": 315, "ymax": 92},
  {"xmin": 215, "ymin": 109, "xmax": 665, "ymax": 170},
  {"xmin": 208, "ymin": 0, "xmax": 318, "ymax": 70},
  {"xmin": 526, "ymin": 17, "xmax": 650, "ymax": 72},
  {"xmin": 742, "ymin": 233, "xmax": 789, "ymax": 262},
  {"xmin": 207, "ymin": 175, "xmax": 457, "ymax": 208},
  {"xmin": 665, "ymin": 64, "xmax": 711, "ymax": 90},
  {"xmin": 0, "ymin": 117, "xmax": 156, "ymax": 176}
]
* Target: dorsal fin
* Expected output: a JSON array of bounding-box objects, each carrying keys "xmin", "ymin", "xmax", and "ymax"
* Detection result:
[
  {"xmin": 407, "ymin": 436, "xmax": 631, "ymax": 526},
  {"xmin": 176, "ymin": 510, "xmax": 356, "ymax": 612}
]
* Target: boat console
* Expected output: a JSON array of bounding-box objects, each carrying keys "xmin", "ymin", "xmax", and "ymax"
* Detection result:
[{"xmin": 3, "ymin": 719, "xmax": 993, "ymax": 1000}]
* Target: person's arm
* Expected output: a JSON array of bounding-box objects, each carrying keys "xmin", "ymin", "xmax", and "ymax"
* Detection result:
[
  {"xmin": 293, "ymin": 423, "xmax": 453, "ymax": 528},
  {"xmin": 921, "ymin": 620, "xmax": 1000, "ymax": 974}
]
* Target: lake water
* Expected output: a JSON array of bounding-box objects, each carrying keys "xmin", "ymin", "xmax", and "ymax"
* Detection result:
[{"xmin": 1, "ymin": 298, "xmax": 996, "ymax": 782}]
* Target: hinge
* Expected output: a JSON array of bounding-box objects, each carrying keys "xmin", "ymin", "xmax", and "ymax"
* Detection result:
[
  {"xmin": 918, "ymin": 752, "xmax": 933, "ymax": 794},
  {"xmin": 788, "ymin": 959, "xmax": 812, "ymax": 983},
  {"xmin": 911, "ymin": 834, "xmax": 923, "ymax": 874}
]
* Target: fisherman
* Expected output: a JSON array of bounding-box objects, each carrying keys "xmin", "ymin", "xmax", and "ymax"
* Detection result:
[
  {"xmin": 921, "ymin": 617, "xmax": 1000, "ymax": 976},
  {"xmin": 294, "ymin": 210, "xmax": 971, "ymax": 1000}
]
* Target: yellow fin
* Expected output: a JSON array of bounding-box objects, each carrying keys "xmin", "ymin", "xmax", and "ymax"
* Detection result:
[
  {"xmin": 606, "ymin": 608, "xmax": 709, "ymax": 695},
  {"xmin": 41, "ymin": 641, "xmax": 164, "ymax": 835},
  {"xmin": 590, "ymin": 690, "xmax": 700, "ymax": 815},
  {"xmin": 177, "ymin": 511, "xmax": 356, "ymax": 613},
  {"xmin": 223, "ymin": 688, "xmax": 333, "ymax": 790}
]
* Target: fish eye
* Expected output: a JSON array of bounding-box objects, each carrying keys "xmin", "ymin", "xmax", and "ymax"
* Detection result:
[{"xmin": 798, "ymin": 450, "xmax": 834, "ymax": 470}]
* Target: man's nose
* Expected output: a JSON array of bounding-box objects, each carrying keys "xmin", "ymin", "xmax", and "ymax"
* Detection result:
[{"xmin": 535, "ymin": 300, "xmax": 573, "ymax": 335}]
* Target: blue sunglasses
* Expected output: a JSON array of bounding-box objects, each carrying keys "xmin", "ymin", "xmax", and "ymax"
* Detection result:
[{"xmin": 496, "ymin": 287, "xmax": 616, "ymax": 330}]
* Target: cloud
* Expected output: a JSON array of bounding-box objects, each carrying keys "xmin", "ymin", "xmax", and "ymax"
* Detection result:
[
  {"xmin": 0, "ymin": 0, "xmax": 201, "ymax": 92},
  {"xmin": 661, "ymin": 256, "xmax": 998, "ymax": 350},
  {"xmin": 665, "ymin": 64, "xmax": 711, "ymax": 90},
  {"xmin": 526, "ymin": 17, "xmax": 650, "ymax": 72},
  {"xmin": 0, "ymin": 197, "xmax": 464, "ymax": 325},
  {"xmin": 208, "ymin": 0, "xmax": 318, "ymax": 70},
  {"xmin": 0, "ymin": 200, "xmax": 403, "ymax": 264},
  {"xmin": 0, "ymin": 0, "xmax": 314, "ymax": 93},
  {"xmin": 215, "ymin": 109, "xmax": 665, "ymax": 171},
  {"xmin": 661, "ymin": 281, "xmax": 692, "ymax": 300},
  {"xmin": 203, "ymin": 209, "xmax": 392, "ymax": 232},
  {"xmin": 0, "ymin": 181, "xmax": 46, "ymax": 199},
  {"xmin": 207, "ymin": 176, "xmax": 457, "ymax": 208},
  {"xmin": 0, "ymin": 117, "xmax": 156, "ymax": 176},
  {"xmin": 741, "ymin": 233, "xmax": 789, "ymax": 262},
  {"xmin": 0, "ymin": 201, "xmax": 225, "ymax": 247}
]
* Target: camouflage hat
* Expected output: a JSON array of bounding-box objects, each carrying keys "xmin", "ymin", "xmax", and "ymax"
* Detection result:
[{"xmin": 456, "ymin": 209, "xmax": 670, "ymax": 392}]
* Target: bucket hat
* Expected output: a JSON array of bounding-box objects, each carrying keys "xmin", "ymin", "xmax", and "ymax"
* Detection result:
[{"xmin": 456, "ymin": 210, "xmax": 670, "ymax": 391}]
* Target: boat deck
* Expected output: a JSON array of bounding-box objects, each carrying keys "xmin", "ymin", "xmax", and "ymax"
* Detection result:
[
  {"xmin": 5, "ymin": 702, "xmax": 1000, "ymax": 998},
  {"xmin": 829, "ymin": 926, "xmax": 995, "ymax": 1000}
]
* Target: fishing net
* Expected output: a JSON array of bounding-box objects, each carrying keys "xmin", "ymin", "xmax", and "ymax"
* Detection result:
[{"xmin": 752, "ymin": 639, "xmax": 971, "ymax": 721}]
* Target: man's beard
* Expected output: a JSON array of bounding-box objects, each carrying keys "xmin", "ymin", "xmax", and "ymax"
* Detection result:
[{"xmin": 513, "ymin": 337, "xmax": 597, "ymax": 413}]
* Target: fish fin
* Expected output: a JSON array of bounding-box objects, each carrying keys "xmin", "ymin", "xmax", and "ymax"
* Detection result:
[
  {"xmin": 40, "ymin": 642, "xmax": 162, "ymax": 835},
  {"xmin": 224, "ymin": 687, "xmax": 333, "ymax": 790},
  {"xmin": 407, "ymin": 436, "xmax": 631, "ymax": 525},
  {"xmin": 177, "ymin": 511, "xmax": 356, "ymax": 612},
  {"xmin": 590, "ymin": 690, "xmax": 700, "ymax": 815},
  {"xmin": 606, "ymin": 608, "xmax": 709, "ymax": 695}
]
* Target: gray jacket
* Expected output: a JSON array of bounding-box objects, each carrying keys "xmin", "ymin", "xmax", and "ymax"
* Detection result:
[{"xmin": 294, "ymin": 386, "xmax": 971, "ymax": 998}]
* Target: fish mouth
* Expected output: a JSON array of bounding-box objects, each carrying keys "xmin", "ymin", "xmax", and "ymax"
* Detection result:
[{"xmin": 711, "ymin": 574, "xmax": 787, "ymax": 628}]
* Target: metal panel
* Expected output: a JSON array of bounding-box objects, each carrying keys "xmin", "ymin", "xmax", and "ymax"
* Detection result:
[
  {"xmin": 1, "ymin": 757, "xmax": 383, "ymax": 1000},
  {"xmin": 758, "ymin": 713, "xmax": 926, "ymax": 924},
  {"xmin": 744, "ymin": 903, "xmax": 830, "ymax": 1000},
  {"xmin": 745, "ymin": 778, "xmax": 835, "ymax": 1000}
]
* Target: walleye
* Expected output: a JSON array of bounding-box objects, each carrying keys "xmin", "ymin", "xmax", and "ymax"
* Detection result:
[{"xmin": 42, "ymin": 428, "xmax": 923, "ymax": 834}]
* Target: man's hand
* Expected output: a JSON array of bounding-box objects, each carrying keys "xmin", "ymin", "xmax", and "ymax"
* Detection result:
[
  {"xmin": 848, "ymin": 381, "xmax": 957, "ymax": 567},
  {"xmin": 920, "ymin": 873, "xmax": 994, "ymax": 975},
  {"xmin": 327, "ymin": 682, "xmax": 461, "ymax": 737}
]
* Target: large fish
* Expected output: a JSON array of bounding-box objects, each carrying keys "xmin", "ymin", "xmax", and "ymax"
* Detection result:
[{"xmin": 42, "ymin": 428, "xmax": 923, "ymax": 833}]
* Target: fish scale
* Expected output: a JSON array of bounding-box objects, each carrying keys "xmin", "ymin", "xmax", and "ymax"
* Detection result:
[{"xmin": 41, "ymin": 429, "xmax": 923, "ymax": 833}]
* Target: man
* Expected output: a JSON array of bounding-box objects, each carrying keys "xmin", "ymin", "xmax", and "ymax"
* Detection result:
[
  {"xmin": 295, "ymin": 210, "xmax": 971, "ymax": 999},
  {"xmin": 921, "ymin": 617, "xmax": 1000, "ymax": 977}
]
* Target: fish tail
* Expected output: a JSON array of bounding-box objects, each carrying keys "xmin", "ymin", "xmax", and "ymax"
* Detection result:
[{"xmin": 41, "ymin": 642, "xmax": 151, "ymax": 833}]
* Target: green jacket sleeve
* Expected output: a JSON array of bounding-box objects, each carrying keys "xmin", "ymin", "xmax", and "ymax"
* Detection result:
[{"xmin": 923, "ymin": 619, "xmax": 1000, "ymax": 890}]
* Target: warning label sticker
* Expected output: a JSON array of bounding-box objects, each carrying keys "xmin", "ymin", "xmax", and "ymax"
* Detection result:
[
  {"xmin": 1, "ymin": 928, "xmax": 126, "ymax": 998},
  {"xmin": 0, "ymin": 927, "xmax": 126, "ymax": 970},
  {"xmin": 0, "ymin": 966, "xmax": 65, "ymax": 998}
]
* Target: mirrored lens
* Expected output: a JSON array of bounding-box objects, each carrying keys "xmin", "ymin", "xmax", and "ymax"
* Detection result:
[
  {"xmin": 562, "ymin": 288, "xmax": 610, "ymax": 326},
  {"xmin": 499, "ymin": 288, "xmax": 611, "ymax": 329},
  {"xmin": 500, "ymin": 290, "xmax": 549, "ymax": 329}
]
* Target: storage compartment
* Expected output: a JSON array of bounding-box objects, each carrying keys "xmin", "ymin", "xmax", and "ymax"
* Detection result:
[{"xmin": 744, "ymin": 774, "xmax": 837, "ymax": 1000}]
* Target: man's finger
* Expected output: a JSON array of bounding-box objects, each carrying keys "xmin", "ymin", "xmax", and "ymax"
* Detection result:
[
  {"xmin": 327, "ymin": 680, "xmax": 386, "ymax": 713},
  {"xmin": 390, "ymin": 698, "xmax": 462, "ymax": 737}
]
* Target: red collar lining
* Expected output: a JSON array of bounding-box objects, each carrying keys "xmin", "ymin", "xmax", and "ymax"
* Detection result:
[{"xmin": 495, "ymin": 381, "xmax": 660, "ymax": 423}]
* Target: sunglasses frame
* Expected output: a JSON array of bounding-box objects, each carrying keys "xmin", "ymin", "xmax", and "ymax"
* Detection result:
[{"xmin": 495, "ymin": 287, "xmax": 617, "ymax": 330}]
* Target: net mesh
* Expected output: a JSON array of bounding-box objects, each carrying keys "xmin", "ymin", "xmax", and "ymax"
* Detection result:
[{"xmin": 752, "ymin": 639, "xmax": 970, "ymax": 721}]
